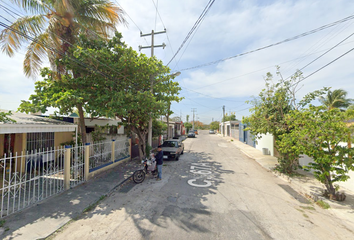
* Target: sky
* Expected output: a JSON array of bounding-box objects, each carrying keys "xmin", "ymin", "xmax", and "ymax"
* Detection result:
[{"xmin": 1, "ymin": 0, "xmax": 354, "ymax": 124}]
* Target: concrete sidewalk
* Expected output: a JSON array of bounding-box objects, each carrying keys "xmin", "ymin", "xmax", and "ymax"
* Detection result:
[
  {"xmin": 0, "ymin": 159, "xmax": 140, "ymax": 240},
  {"xmin": 223, "ymin": 135, "xmax": 354, "ymax": 230}
]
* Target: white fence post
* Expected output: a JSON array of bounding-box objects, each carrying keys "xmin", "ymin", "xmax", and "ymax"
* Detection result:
[
  {"xmin": 111, "ymin": 140, "xmax": 115, "ymax": 163},
  {"xmin": 64, "ymin": 145, "xmax": 71, "ymax": 190},
  {"xmin": 84, "ymin": 143, "xmax": 90, "ymax": 181}
]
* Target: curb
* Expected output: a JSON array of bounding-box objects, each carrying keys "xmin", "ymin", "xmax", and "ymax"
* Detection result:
[{"xmin": 44, "ymin": 172, "xmax": 134, "ymax": 239}]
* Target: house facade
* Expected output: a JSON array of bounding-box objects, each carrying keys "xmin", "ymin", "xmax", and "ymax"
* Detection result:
[
  {"xmin": 0, "ymin": 110, "xmax": 77, "ymax": 160},
  {"xmin": 220, "ymin": 121, "xmax": 240, "ymax": 139}
]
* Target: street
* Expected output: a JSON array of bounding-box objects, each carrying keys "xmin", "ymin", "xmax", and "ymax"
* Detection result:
[{"xmin": 52, "ymin": 131, "xmax": 354, "ymax": 240}]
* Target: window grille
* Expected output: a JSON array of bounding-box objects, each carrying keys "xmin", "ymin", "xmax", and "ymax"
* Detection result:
[{"xmin": 26, "ymin": 132, "xmax": 55, "ymax": 152}]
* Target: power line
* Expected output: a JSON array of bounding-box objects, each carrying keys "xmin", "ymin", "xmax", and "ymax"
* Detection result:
[
  {"xmin": 281, "ymin": 17, "xmax": 354, "ymax": 76},
  {"xmin": 293, "ymin": 46, "xmax": 354, "ymax": 86},
  {"xmin": 182, "ymin": 87, "xmax": 247, "ymax": 102},
  {"xmin": 299, "ymin": 32, "xmax": 354, "ymax": 72},
  {"xmin": 166, "ymin": 0, "xmax": 215, "ymax": 66},
  {"xmin": 113, "ymin": 0, "xmax": 149, "ymax": 45},
  {"xmin": 179, "ymin": 13, "xmax": 354, "ymax": 71}
]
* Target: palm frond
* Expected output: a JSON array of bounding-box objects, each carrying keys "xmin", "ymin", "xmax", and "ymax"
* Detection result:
[
  {"xmin": 23, "ymin": 32, "xmax": 49, "ymax": 78},
  {"xmin": 0, "ymin": 15, "xmax": 46, "ymax": 56},
  {"xmin": 76, "ymin": 0, "xmax": 127, "ymax": 26},
  {"xmin": 10, "ymin": 0, "xmax": 48, "ymax": 14},
  {"xmin": 76, "ymin": 16, "xmax": 116, "ymax": 39}
]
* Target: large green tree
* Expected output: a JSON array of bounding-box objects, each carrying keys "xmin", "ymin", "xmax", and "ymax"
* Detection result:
[
  {"xmin": 319, "ymin": 89, "xmax": 353, "ymax": 110},
  {"xmin": 285, "ymin": 106, "xmax": 354, "ymax": 199},
  {"xmin": 58, "ymin": 33, "xmax": 182, "ymax": 157},
  {"xmin": 243, "ymin": 68, "xmax": 328, "ymax": 173},
  {"xmin": 210, "ymin": 121, "xmax": 220, "ymax": 131}
]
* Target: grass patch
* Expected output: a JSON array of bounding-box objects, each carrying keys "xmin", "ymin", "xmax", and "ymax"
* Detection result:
[
  {"xmin": 316, "ymin": 200, "xmax": 330, "ymax": 209},
  {"xmin": 300, "ymin": 206, "xmax": 316, "ymax": 211},
  {"xmin": 303, "ymin": 213, "xmax": 309, "ymax": 218},
  {"xmin": 231, "ymin": 139, "xmax": 234, "ymax": 141},
  {"xmin": 296, "ymin": 208, "xmax": 304, "ymax": 213},
  {"xmin": 83, "ymin": 194, "xmax": 107, "ymax": 213},
  {"xmin": 0, "ymin": 220, "xmax": 5, "ymax": 227}
]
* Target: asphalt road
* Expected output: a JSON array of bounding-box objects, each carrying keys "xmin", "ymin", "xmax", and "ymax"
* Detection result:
[{"xmin": 53, "ymin": 130, "xmax": 354, "ymax": 240}]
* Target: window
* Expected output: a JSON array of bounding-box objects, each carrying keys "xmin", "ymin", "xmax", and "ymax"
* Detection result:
[{"xmin": 26, "ymin": 132, "xmax": 55, "ymax": 152}]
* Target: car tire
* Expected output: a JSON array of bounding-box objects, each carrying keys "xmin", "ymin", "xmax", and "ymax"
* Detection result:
[{"xmin": 176, "ymin": 155, "xmax": 179, "ymax": 161}]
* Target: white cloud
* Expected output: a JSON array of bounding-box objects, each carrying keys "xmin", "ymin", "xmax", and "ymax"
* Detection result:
[{"xmin": 2, "ymin": 0, "xmax": 354, "ymax": 123}]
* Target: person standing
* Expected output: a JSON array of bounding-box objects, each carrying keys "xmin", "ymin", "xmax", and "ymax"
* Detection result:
[{"xmin": 155, "ymin": 145, "xmax": 163, "ymax": 180}]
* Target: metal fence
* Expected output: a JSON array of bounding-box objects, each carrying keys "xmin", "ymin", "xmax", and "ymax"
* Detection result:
[
  {"xmin": 114, "ymin": 139, "xmax": 130, "ymax": 161},
  {"xmin": 70, "ymin": 145, "xmax": 85, "ymax": 188},
  {"xmin": 0, "ymin": 147, "xmax": 66, "ymax": 218},
  {"xmin": 89, "ymin": 139, "xmax": 130, "ymax": 172},
  {"xmin": 89, "ymin": 142, "xmax": 112, "ymax": 170},
  {"xmin": 0, "ymin": 139, "xmax": 131, "ymax": 218}
]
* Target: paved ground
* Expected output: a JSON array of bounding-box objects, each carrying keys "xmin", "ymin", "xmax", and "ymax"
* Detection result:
[
  {"xmin": 48, "ymin": 130, "xmax": 354, "ymax": 240},
  {"xmin": 1, "ymin": 130, "xmax": 353, "ymax": 239}
]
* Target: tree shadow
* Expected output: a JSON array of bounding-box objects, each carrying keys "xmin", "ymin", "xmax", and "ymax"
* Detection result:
[{"xmin": 57, "ymin": 149, "xmax": 236, "ymax": 238}]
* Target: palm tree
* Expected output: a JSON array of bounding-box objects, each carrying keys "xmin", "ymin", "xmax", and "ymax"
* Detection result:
[
  {"xmin": 0, "ymin": 0, "xmax": 126, "ymax": 144},
  {"xmin": 319, "ymin": 89, "xmax": 353, "ymax": 110},
  {"xmin": 1, "ymin": 0, "xmax": 125, "ymax": 77}
]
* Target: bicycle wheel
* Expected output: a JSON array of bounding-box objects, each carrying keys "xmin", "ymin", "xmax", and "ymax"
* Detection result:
[{"xmin": 133, "ymin": 170, "xmax": 145, "ymax": 184}]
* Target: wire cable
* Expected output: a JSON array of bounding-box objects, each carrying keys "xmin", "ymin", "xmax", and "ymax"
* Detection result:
[
  {"xmin": 166, "ymin": 0, "xmax": 215, "ymax": 66},
  {"xmin": 179, "ymin": 13, "xmax": 354, "ymax": 71},
  {"xmin": 293, "ymin": 46, "xmax": 354, "ymax": 86}
]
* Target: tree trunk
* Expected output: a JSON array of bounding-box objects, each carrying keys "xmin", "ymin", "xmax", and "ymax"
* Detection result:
[
  {"xmin": 77, "ymin": 104, "xmax": 87, "ymax": 144},
  {"xmin": 325, "ymin": 175, "xmax": 336, "ymax": 196},
  {"xmin": 134, "ymin": 126, "xmax": 146, "ymax": 160}
]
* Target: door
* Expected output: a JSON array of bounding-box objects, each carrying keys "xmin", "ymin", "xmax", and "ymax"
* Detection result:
[{"xmin": 4, "ymin": 133, "xmax": 15, "ymax": 156}]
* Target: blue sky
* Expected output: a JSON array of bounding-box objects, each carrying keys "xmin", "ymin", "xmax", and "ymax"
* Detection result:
[{"xmin": 1, "ymin": 0, "xmax": 354, "ymax": 124}]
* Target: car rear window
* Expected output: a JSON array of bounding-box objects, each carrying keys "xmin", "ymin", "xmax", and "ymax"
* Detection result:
[{"xmin": 162, "ymin": 141, "xmax": 177, "ymax": 147}]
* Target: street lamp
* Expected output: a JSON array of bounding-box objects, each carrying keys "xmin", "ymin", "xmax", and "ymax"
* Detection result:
[{"xmin": 147, "ymin": 71, "xmax": 181, "ymax": 147}]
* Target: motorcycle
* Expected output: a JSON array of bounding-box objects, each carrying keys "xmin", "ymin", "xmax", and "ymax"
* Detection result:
[{"xmin": 132, "ymin": 154, "xmax": 157, "ymax": 184}]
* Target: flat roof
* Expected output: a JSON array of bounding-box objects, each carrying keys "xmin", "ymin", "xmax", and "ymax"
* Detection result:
[{"xmin": 0, "ymin": 110, "xmax": 77, "ymax": 134}]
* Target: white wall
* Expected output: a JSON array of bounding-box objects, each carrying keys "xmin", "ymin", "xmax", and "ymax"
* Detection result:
[
  {"xmin": 299, "ymin": 146, "xmax": 354, "ymax": 193},
  {"xmin": 255, "ymin": 133, "xmax": 274, "ymax": 156}
]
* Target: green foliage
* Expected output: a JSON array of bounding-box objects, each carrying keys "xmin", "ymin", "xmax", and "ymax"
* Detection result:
[
  {"xmin": 210, "ymin": 121, "xmax": 220, "ymax": 131},
  {"xmin": 316, "ymin": 200, "xmax": 330, "ymax": 209},
  {"xmin": 66, "ymin": 33, "xmax": 182, "ymax": 157},
  {"xmin": 319, "ymin": 89, "xmax": 353, "ymax": 110},
  {"xmin": 243, "ymin": 67, "xmax": 328, "ymax": 173},
  {"xmin": 152, "ymin": 119, "xmax": 167, "ymax": 137},
  {"xmin": 284, "ymin": 106, "xmax": 354, "ymax": 196},
  {"xmin": 222, "ymin": 114, "xmax": 237, "ymax": 122},
  {"xmin": 0, "ymin": 111, "xmax": 16, "ymax": 123},
  {"xmin": 18, "ymin": 32, "xmax": 182, "ymax": 157},
  {"xmin": 145, "ymin": 144, "xmax": 152, "ymax": 157},
  {"xmin": 184, "ymin": 122, "xmax": 192, "ymax": 132},
  {"xmin": 91, "ymin": 125, "xmax": 109, "ymax": 143}
]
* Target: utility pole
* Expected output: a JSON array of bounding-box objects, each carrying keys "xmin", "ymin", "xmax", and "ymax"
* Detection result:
[
  {"xmin": 139, "ymin": 29, "xmax": 166, "ymax": 148},
  {"xmin": 191, "ymin": 108, "xmax": 197, "ymax": 130},
  {"xmin": 222, "ymin": 105, "xmax": 225, "ymax": 137}
]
